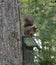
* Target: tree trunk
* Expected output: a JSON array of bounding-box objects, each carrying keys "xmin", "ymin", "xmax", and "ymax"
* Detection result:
[{"xmin": 0, "ymin": 0, "xmax": 22, "ymax": 65}]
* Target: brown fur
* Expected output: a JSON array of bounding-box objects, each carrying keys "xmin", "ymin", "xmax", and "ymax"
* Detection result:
[{"xmin": 24, "ymin": 17, "xmax": 37, "ymax": 36}]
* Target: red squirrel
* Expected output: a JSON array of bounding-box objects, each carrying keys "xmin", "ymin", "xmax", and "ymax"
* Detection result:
[{"xmin": 24, "ymin": 17, "xmax": 37, "ymax": 36}]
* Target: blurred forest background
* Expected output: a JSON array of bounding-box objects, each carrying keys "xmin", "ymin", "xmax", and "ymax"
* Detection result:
[
  {"xmin": 19, "ymin": 0, "xmax": 56, "ymax": 65},
  {"xmin": 0, "ymin": 0, "xmax": 56, "ymax": 65}
]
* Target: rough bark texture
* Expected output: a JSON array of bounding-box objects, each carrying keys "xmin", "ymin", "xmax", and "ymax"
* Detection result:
[{"xmin": 0, "ymin": 0, "xmax": 22, "ymax": 65}]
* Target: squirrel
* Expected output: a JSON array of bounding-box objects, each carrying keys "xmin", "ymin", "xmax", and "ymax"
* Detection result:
[
  {"xmin": 24, "ymin": 16, "xmax": 37, "ymax": 36},
  {"xmin": 24, "ymin": 25, "xmax": 36, "ymax": 36},
  {"xmin": 24, "ymin": 16, "xmax": 34, "ymax": 27},
  {"xmin": 23, "ymin": 16, "xmax": 41, "ymax": 51}
]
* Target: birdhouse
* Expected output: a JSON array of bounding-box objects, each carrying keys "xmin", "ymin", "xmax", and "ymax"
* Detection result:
[{"xmin": 22, "ymin": 36, "xmax": 42, "ymax": 65}]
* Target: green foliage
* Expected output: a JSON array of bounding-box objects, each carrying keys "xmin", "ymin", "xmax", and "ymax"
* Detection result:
[{"xmin": 20, "ymin": 0, "xmax": 56, "ymax": 65}]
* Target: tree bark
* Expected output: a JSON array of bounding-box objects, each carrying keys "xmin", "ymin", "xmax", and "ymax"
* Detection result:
[{"xmin": 0, "ymin": 0, "xmax": 22, "ymax": 65}]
